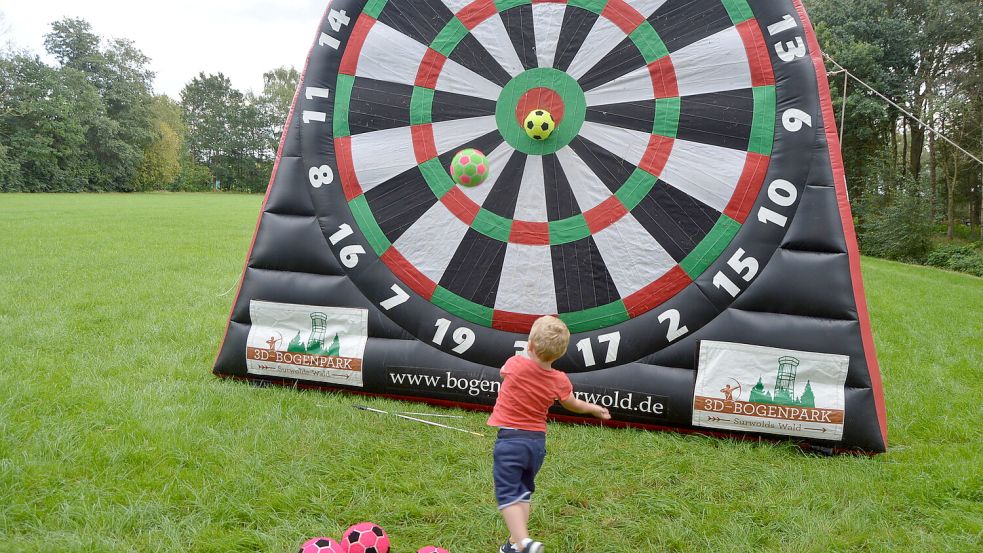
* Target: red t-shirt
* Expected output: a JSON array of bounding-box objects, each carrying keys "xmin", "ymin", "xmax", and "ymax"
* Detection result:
[{"xmin": 488, "ymin": 355, "xmax": 573, "ymax": 432}]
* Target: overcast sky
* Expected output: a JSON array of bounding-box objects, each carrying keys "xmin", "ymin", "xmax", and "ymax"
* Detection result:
[{"xmin": 0, "ymin": 0, "xmax": 327, "ymax": 98}]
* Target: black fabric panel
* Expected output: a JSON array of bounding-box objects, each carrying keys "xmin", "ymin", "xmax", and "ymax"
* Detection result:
[
  {"xmin": 364, "ymin": 167, "xmax": 439, "ymax": 244},
  {"xmin": 499, "ymin": 5, "xmax": 538, "ymax": 71},
  {"xmin": 481, "ymin": 150, "xmax": 527, "ymax": 219},
  {"xmin": 376, "ymin": 0, "xmax": 454, "ymax": 47},
  {"xmin": 438, "ymin": 229, "xmax": 509, "ymax": 307},
  {"xmin": 841, "ymin": 387, "xmax": 885, "ymax": 453},
  {"xmin": 578, "ymin": 36, "xmax": 645, "ymax": 92},
  {"xmin": 431, "ymin": 90, "xmax": 498, "ymax": 123},
  {"xmin": 649, "ymin": 0, "xmax": 733, "ymax": 53},
  {"xmin": 551, "ymin": 237, "xmax": 621, "ymax": 312},
  {"xmin": 568, "ymin": 135, "xmax": 635, "ymax": 194},
  {"xmin": 731, "ymin": 249, "xmax": 856, "ymax": 320},
  {"xmin": 586, "ymin": 101, "xmax": 656, "ymax": 134},
  {"xmin": 782, "ymin": 185, "xmax": 849, "ymax": 253},
  {"xmin": 677, "ymin": 89, "xmax": 754, "ymax": 151},
  {"xmin": 249, "ymin": 212, "xmax": 343, "ymax": 276},
  {"xmin": 265, "ymin": 157, "xmax": 315, "ymax": 217},
  {"xmin": 630, "ymin": 180, "xmax": 719, "ymax": 261},
  {"xmin": 348, "ymin": 78, "xmax": 413, "ymax": 135},
  {"xmin": 543, "ymin": 153, "xmax": 582, "ymax": 220},
  {"xmin": 553, "ymin": 5, "xmax": 600, "ymax": 72},
  {"xmin": 448, "ymin": 34, "xmax": 514, "ymax": 88},
  {"xmin": 435, "ymin": 129, "xmax": 505, "ymax": 169}
]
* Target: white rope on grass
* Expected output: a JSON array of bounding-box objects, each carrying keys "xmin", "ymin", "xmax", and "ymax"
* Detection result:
[
  {"xmin": 824, "ymin": 52, "xmax": 983, "ymax": 168},
  {"xmin": 217, "ymin": 276, "xmax": 240, "ymax": 297}
]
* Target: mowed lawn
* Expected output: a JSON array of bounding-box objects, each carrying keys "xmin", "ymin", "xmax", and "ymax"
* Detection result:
[{"xmin": 0, "ymin": 193, "xmax": 980, "ymax": 553}]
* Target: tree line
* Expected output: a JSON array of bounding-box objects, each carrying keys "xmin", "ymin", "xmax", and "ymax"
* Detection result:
[
  {"xmin": 806, "ymin": 0, "xmax": 982, "ymax": 262},
  {"xmin": 1, "ymin": 8, "xmax": 981, "ymax": 273},
  {"xmin": 0, "ymin": 18, "xmax": 297, "ymax": 193}
]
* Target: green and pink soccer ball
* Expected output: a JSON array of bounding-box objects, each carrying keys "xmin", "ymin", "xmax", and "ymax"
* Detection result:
[{"xmin": 450, "ymin": 148, "xmax": 488, "ymax": 187}]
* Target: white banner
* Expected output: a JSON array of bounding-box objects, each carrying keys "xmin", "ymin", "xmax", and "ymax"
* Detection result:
[
  {"xmin": 692, "ymin": 341, "xmax": 849, "ymax": 441},
  {"xmin": 246, "ymin": 300, "xmax": 368, "ymax": 387}
]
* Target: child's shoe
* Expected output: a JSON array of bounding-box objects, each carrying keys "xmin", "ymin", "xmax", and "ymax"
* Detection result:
[
  {"xmin": 520, "ymin": 538, "xmax": 544, "ymax": 553},
  {"xmin": 499, "ymin": 540, "xmax": 518, "ymax": 553}
]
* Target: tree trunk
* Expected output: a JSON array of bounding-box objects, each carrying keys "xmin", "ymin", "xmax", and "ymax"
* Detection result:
[
  {"xmin": 902, "ymin": 118, "xmax": 909, "ymax": 179},
  {"xmin": 972, "ymin": 186, "xmax": 981, "ymax": 239},
  {"xmin": 929, "ymin": 131, "xmax": 937, "ymax": 223},
  {"xmin": 890, "ymin": 115, "xmax": 899, "ymax": 192},
  {"xmin": 910, "ymin": 121, "xmax": 926, "ymax": 181},
  {"xmin": 946, "ymin": 160, "xmax": 958, "ymax": 240}
]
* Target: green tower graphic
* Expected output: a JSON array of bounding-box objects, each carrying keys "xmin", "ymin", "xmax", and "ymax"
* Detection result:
[
  {"xmin": 745, "ymin": 356, "xmax": 815, "ymax": 407},
  {"xmin": 276, "ymin": 312, "xmax": 344, "ymax": 356},
  {"xmin": 306, "ymin": 312, "xmax": 328, "ymax": 353}
]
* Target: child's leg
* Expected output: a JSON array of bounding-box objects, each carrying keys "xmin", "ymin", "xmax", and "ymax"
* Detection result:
[{"xmin": 501, "ymin": 503, "xmax": 530, "ymax": 546}]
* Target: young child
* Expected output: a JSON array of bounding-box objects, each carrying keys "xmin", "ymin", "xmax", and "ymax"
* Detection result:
[{"xmin": 488, "ymin": 316, "xmax": 611, "ymax": 553}]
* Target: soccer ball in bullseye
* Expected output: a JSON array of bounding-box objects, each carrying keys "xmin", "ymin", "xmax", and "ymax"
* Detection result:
[
  {"xmin": 524, "ymin": 109, "xmax": 555, "ymax": 141},
  {"xmin": 298, "ymin": 537, "xmax": 345, "ymax": 553},
  {"xmin": 341, "ymin": 522, "xmax": 391, "ymax": 553},
  {"xmin": 417, "ymin": 547, "xmax": 451, "ymax": 553},
  {"xmin": 450, "ymin": 148, "xmax": 488, "ymax": 187}
]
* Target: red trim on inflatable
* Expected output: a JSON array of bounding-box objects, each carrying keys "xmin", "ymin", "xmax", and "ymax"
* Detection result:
[
  {"xmin": 335, "ymin": 136, "xmax": 363, "ymax": 201},
  {"xmin": 509, "ymin": 220, "xmax": 551, "ymax": 245},
  {"xmin": 794, "ymin": 0, "xmax": 887, "ymax": 449},
  {"xmin": 648, "ymin": 57, "xmax": 679, "ymax": 99},
  {"xmin": 724, "ymin": 152, "xmax": 769, "ymax": 223},
  {"xmin": 339, "ymin": 14, "xmax": 374, "ymax": 76},
  {"xmin": 458, "ymin": 0, "xmax": 498, "ymax": 30},
  {"xmin": 602, "ymin": 0, "xmax": 646, "ymax": 34},
  {"xmin": 735, "ymin": 19, "xmax": 775, "ymax": 87},
  {"xmin": 639, "ymin": 134, "xmax": 674, "ymax": 177},
  {"xmin": 416, "ymin": 48, "xmax": 447, "ymax": 89},
  {"xmin": 382, "ymin": 247, "xmax": 438, "ymax": 300},
  {"xmin": 584, "ymin": 196, "xmax": 629, "ymax": 233},
  {"xmin": 212, "ymin": 2, "xmax": 335, "ymax": 367},
  {"xmin": 623, "ymin": 265, "xmax": 691, "ymax": 318}
]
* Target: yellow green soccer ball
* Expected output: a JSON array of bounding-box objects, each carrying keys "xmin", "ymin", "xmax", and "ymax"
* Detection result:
[{"xmin": 524, "ymin": 110, "xmax": 555, "ymax": 141}]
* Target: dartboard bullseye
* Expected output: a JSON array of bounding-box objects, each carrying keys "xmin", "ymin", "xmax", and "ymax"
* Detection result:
[{"xmin": 216, "ymin": 0, "xmax": 887, "ymax": 453}]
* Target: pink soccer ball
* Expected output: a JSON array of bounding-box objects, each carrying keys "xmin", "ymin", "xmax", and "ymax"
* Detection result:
[
  {"xmin": 299, "ymin": 537, "xmax": 345, "ymax": 553},
  {"xmin": 417, "ymin": 547, "xmax": 451, "ymax": 553},
  {"xmin": 341, "ymin": 522, "xmax": 391, "ymax": 553}
]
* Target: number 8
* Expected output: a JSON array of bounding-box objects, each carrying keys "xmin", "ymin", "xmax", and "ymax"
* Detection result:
[{"xmin": 309, "ymin": 165, "xmax": 334, "ymax": 188}]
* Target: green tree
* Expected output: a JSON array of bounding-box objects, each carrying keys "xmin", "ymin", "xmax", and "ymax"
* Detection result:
[
  {"xmin": 181, "ymin": 72, "xmax": 274, "ymax": 192},
  {"xmin": 0, "ymin": 53, "xmax": 101, "ymax": 191},
  {"xmin": 258, "ymin": 66, "xmax": 299, "ymax": 151},
  {"xmin": 134, "ymin": 96, "xmax": 184, "ymax": 191},
  {"xmin": 42, "ymin": 18, "xmax": 156, "ymax": 190}
]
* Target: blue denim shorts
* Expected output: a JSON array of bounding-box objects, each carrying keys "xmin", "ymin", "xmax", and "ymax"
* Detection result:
[{"xmin": 492, "ymin": 428, "xmax": 547, "ymax": 509}]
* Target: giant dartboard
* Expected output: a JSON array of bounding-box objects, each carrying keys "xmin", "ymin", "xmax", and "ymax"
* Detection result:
[{"xmin": 215, "ymin": 0, "xmax": 888, "ymax": 453}]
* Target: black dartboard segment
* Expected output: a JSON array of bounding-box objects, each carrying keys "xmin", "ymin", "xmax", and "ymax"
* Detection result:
[{"xmin": 214, "ymin": 0, "xmax": 887, "ymax": 453}]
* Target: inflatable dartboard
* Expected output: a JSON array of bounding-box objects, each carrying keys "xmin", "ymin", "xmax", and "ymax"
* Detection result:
[{"xmin": 215, "ymin": 0, "xmax": 888, "ymax": 453}]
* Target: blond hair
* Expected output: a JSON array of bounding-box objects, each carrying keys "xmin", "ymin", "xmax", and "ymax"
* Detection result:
[{"xmin": 528, "ymin": 316, "xmax": 570, "ymax": 363}]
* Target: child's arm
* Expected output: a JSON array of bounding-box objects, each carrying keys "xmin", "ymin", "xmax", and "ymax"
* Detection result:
[{"xmin": 560, "ymin": 394, "xmax": 611, "ymax": 420}]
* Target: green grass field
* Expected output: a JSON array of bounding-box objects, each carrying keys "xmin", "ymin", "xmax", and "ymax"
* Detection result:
[{"xmin": 0, "ymin": 194, "xmax": 980, "ymax": 552}]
